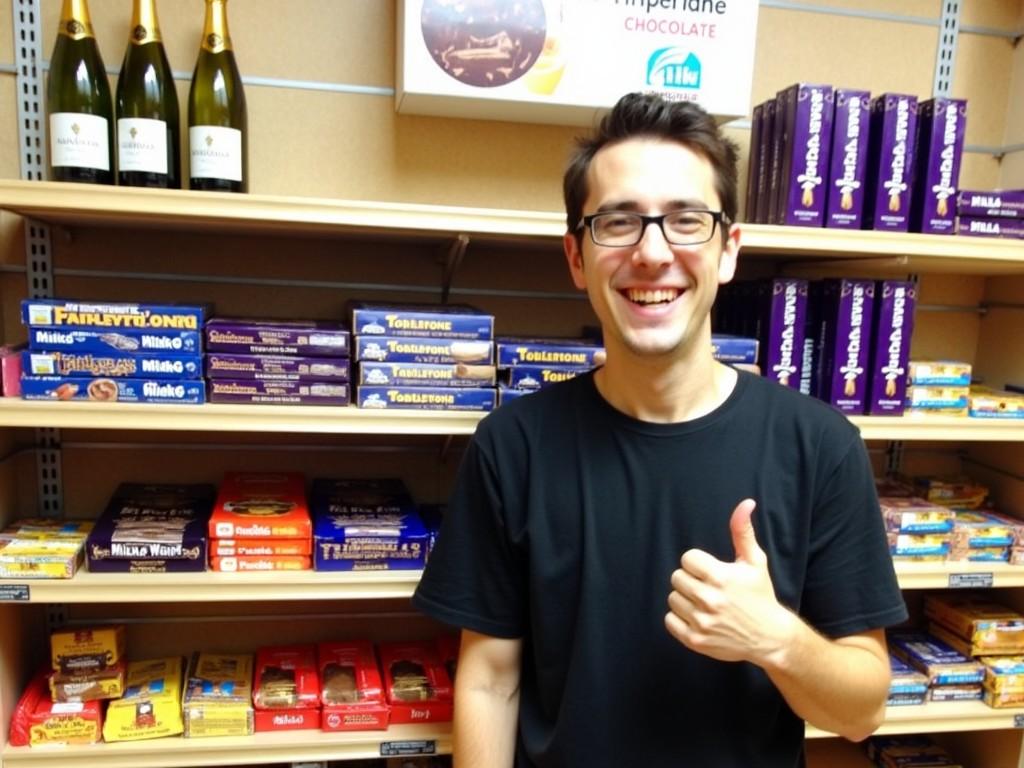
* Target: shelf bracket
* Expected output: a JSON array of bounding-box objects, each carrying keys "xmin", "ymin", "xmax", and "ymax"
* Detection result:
[
  {"xmin": 440, "ymin": 233, "xmax": 470, "ymax": 304},
  {"xmin": 886, "ymin": 440, "xmax": 906, "ymax": 475},
  {"xmin": 932, "ymin": 0, "xmax": 961, "ymax": 98}
]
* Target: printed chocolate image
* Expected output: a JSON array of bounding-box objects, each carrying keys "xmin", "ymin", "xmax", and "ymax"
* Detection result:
[
  {"xmin": 87, "ymin": 378, "xmax": 118, "ymax": 402},
  {"xmin": 99, "ymin": 333, "xmax": 140, "ymax": 351},
  {"xmin": 259, "ymin": 666, "xmax": 297, "ymax": 708},
  {"xmin": 322, "ymin": 663, "xmax": 359, "ymax": 704},
  {"xmin": 420, "ymin": 0, "xmax": 546, "ymax": 88},
  {"xmin": 222, "ymin": 499, "xmax": 295, "ymax": 516},
  {"xmin": 390, "ymin": 659, "xmax": 433, "ymax": 702}
]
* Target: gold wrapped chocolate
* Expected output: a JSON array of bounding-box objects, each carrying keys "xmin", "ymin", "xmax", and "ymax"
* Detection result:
[
  {"xmin": 844, "ymin": 378, "xmax": 856, "ymax": 396},
  {"xmin": 888, "ymin": 193, "xmax": 901, "ymax": 212},
  {"xmin": 937, "ymin": 197, "xmax": 948, "ymax": 216},
  {"xmin": 801, "ymin": 187, "xmax": 814, "ymax": 207},
  {"xmin": 840, "ymin": 190, "xmax": 853, "ymax": 210},
  {"xmin": 885, "ymin": 379, "xmax": 897, "ymax": 396}
]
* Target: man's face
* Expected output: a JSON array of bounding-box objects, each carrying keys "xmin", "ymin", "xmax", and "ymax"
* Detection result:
[{"xmin": 564, "ymin": 137, "xmax": 739, "ymax": 362}]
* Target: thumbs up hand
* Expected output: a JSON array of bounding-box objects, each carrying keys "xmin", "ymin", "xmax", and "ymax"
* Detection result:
[{"xmin": 664, "ymin": 499, "xmax": 798, "ymax": 666}]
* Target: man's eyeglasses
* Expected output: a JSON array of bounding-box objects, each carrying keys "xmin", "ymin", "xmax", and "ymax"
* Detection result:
[{"xmin": 576, "ymin": 210, "xmax": 729, "ymax": 247}]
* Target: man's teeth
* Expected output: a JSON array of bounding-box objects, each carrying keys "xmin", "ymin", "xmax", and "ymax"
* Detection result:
[{"xmin": 626, "ymin": 288, "xmax": 679, "ymax": 305}]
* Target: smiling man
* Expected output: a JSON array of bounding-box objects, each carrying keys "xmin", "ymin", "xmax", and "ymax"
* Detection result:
[{"xmin": 413, "ymin": 92, "xmax": 907, "ymax": 768}]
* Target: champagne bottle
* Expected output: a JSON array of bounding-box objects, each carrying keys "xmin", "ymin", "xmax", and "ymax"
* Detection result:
[
  {"xmin": 188, "ymin": 0, "xmax": 247, "ymax": 193},
  {"xmin": 47, "ymin": 0, "xmax": 114, "ymax": 184},
  {"xmin": 115, "ymin": 0, "xmax": 180, "ymax": 188}
]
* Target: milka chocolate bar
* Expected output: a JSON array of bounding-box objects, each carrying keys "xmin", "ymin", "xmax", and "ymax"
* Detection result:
[
  {"xmin": 25, "ymin": 350, "xmax": 202, "ymax": 379},
  {"xmin": 826, "ymin": 89, "xmax": 871, "ymax": 229},
  {"xmin": 205, "ymin": 318, "xmax": 350, "ymax": 357},
  {"xmin": 29, "ymin": 327, "xmax": 202, "ymax": 354},
  {"xmin": 958, "ymin": 216, "xmax": 1024, "ymax": 238},
  {"xmin": 356, "ymin": 336, "xmax": 493, "ymax": 364},
  {"xmin": 350, "ymin": 303, "xmax": 494, "ymax": 340},
  {"xmin": 503, "ymin": 365, "xmax": 589, "ymax": 390},
  {"xmin": 359, "ymin": 361, "xmax": 496, "ymax": 388},
  {"xmin": 910, "ymin": 98, "xmax": 967, "ymax": 234},
  {"xmin": 867, "ymin": 281, "xmax": 916, "ymax": 415},
  {"xmin": 22, "ymin": 299, "xmax": 207, "ymax": 330},
  {"xmin": 864, "ymin": 93, "xmax": 918, "ymax": 231},
  {"xmin": 207, "ymin": 379, "xmax": 350, "ymax": 406},
  {"xmin": 206, "ymin": 353, "xmax": 350, "ymax": 381},
  {"xmin": 957, "ymin": 189, "xmax": 1024, "ymax": 218},
  {"xmin": 758, "ymin": 279, "xmax": 807, "ymax": 389},
  {"xmin": 496, "ymin": 338, "xmax": 604, "ymax": 367},
  {"xmin": 817, "ymin": 279, "xmax": 875, "ymax": 413},
  {"xmin": 21, "ymin": 376, "xmax": 206, "ymax": 404},
  {"xmin": 744, "ymin": 102, "xmax": 764, "ymax": 222},
  {"xmin": 776, "ymin": 83, "xmax": 834, "ymax": 227},
  {"xmin": 358, "ymin": 386, "xmax": 495, "ymax": 411}
]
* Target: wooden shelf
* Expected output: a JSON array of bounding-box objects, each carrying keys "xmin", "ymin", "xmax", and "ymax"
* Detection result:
[
  {"xmin": 1, "ymin": 180, "xmax": 1022, "ymax": 273},
  {"xmin": 805, "ymin": 699, "xmax": 1023, "ymax": 739},
  {"xmin": 894, "ymin": 560, "xmax": 1024, "ymax": 589},
  {"xmin": 850, "ymin": 415, "xmax": 1024, "ymax": 442},
  {"xmin": 0, "ymin": 722, "xmax": 452, "ymax": 768}
]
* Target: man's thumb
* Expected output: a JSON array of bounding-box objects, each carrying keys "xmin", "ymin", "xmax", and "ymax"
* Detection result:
[{"xmin": 730, "ymin": 498, "xmax": 765, "ymax": 565}]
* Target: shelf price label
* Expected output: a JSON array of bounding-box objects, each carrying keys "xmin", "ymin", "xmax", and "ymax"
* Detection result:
[
  {"xmin": 0, "ymin": 585, "xmax": 29, "ymax": 601},
  {"xmin": 948, "ymin": 573, "xmax": 994, "ymax": 589},
  {"xmin": 1015, "ymin": 714, "xmax": 1024, "ymax": 729},
  {"xmin": 381, "ymin": 740, "xmax": 437, "ymax": 757}
]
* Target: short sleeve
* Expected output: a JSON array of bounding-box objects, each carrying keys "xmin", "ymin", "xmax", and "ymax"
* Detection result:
[
  {"xmin": 800, "ymin": 434, "xmax": 909, "ymax": 637},
  {"xmin": 412, "ymin": 430, "xmax": 527, "ymax": 639}
]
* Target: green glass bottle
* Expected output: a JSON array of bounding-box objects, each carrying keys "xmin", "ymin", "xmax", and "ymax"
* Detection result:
[
  {"xmin": 116, "ymin": 0, "xmax": 180, "ymax": 188},
  {"xmin": 47, "ymin": 0, "xmax": 114, "ymax": 184},
  {"xmin": 188, "ymin": 0, "xmax": 247, "ymax": 193}
]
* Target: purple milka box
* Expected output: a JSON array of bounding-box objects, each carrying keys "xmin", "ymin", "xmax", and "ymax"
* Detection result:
[
  {"xmin": 768, "ymin": 89, "xmax": 790, "ymax": 225},
  {"xmin": 744, "ymin": 102, "xmax": 764, "ymax": 222},
  {"xmin": 777, "ymin": 84, "xmax": 834, "ymax": 227},
  {"xmin": 207, "ymin": 378, "xmax": 350, "ymax": 405},
  {"xmin": 867, "ymin": 281, "xmax": 917, "ymax": 415},
  {"xmin": 825, "ymin": 89, "xmax": 871, "ymax": 229},
  {"xmin": 755, "ymin": 99, "xmax": 777, "ymax": 224},
  {"xmin": 759, "ymin": 278, "xmax": 808, "ymax": 389},
  {"xmin": 205, "ymin": 318, "xmax": 350, "ymax": 357},
  {"xmin": 799, "ymin": 282, "xmax": 822, "ymax": 397},
  {"xmin": 910, "ymin": 98, "xmax": 967, "ymax": 234},
  {"xmin": 958, "ymin": 217, "xmax": 1024, "ymax": 239},
  {"xmin": 864, "ymin": 94, "xmax": 918, "ymax": 232},
  {"xmin": 817, "ymin": 279, "xmax": 875, "ymax": 413},
  {"xmin": 957, "ymin": 189, "xmax": 1024, "ymax": 218},
  {"xmin": 205, "ymin": 353, "xmax": 350, "ymax": 381}
]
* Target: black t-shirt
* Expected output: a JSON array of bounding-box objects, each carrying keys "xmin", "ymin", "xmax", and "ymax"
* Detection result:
[{"xmin": 413, "ymin": 370, "xmax": 908, "ymax": 768}]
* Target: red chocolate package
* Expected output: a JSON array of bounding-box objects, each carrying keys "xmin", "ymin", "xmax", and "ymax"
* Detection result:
[
  {"xmin": 10, "ymin": 669, "xmax": 103, "ymax": 747},
  {"xmin": 253, "ymin": 644, "xmax": 320, "ymax": 710},
  {"xmin": 377, "ymin": 640, "xmax": 453, "ymax": 725},
  {"xmin": 208, "ymin": 472, "xmax": 311, "ymax": 540},
  {"xmin": 318, "ymin": 640, "xmax": 389, "ymax": 732}
]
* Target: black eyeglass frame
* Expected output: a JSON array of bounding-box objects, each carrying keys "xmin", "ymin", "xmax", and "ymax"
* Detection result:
[{"xmin": 575, "ymin": 209, "xmax": 731, "ymax": 247}]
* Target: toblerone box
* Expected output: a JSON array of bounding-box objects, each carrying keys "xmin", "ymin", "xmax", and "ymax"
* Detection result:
[
  {"xmin": 910, "ymin": 98, "xmax": 967, "ymax": 234},
  {"xmin": 776, "ymin": 83, "xmax": 834, "ymax": 227},
  {"xmin": 825, "ymin": 89, "xmax": 871, "ymax": 229},
  {"xmin": 863, "ymin": 93, "xmax": 918, "ymax": 231},
  {"xmin": 103, "ymin": 657, "xmax": 184, "ymax": 742},
  {"xmin": 350, "ymin": 303, "xmax": 494, "ymax": 340},
  {"xmin": 867, "ymin": 281, "xmax": 916, "ymax": 416}
]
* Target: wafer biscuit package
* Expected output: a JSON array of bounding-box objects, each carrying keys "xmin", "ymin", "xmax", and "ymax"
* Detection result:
[
  {"xmin": 981, "ymin": 656, "xmax": 1024, "ymax": 693},
  {"xmin": 864, "ymin": 93, "xmax": 918, "ymax": 231},
  {"xmin": 319, "ymin": 640, "xmax": 389, "ymax": 731},
  {"xmin": 183, "ymin": 652, "xmax": 254, "ymax": 738},
  {"xmin": 377, "ymin": 641, "xmax": 453, "ymax": 725},
  {"xmin": 880, "ymin": 497, "xmax": 954, "ymax": 534},
  {"xmin": 887, "ymin": 630, "xmax": 984, "ymax": 685},
  {"xmin": 887, "ymin": 655, "xmax": 927, "ymax": 706},
  {"xmin": 0, "ymin": 531, "xmax": 86, "ymax": 579},
  {"xmin": 21, "ymin": 375, "xmax": 206, "ymax": 404},
  {"xmin": 24, "ymin": 350, "xmax": 202, "ymax": 379},
  {"xmin": 254, "ymin": 645, "xmax": 320, "ymax": 710},
  {"xmin": 103, "ymin": 657, "xmax": 184, "ymax": 742},
  {"xmin": 28, "ymin": 327, "xmax": 202, "ymax": 354},
  {"xmin": 50, "ymin": 660, "xmax": 126, "ymax": 702},
  {"xmin": 924, "ymin": 593, "xmax": 1024, "ymax": 655}
]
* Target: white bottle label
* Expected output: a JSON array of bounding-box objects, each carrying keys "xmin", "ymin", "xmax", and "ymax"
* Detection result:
[
  {"xmin": 189, "ymin": 125, "xmax": 242, "ymax": 182},
  {"xmin": 49, "ymin": 113, "xmax": 110, "ymax": 170},
  {"xmin": 117, "ymin": 117, "xmax": 168, "ymax": 174}
]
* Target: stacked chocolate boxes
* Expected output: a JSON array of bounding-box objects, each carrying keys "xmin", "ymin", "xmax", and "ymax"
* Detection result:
[
  {"xmin": 905, "ymin": 359, "xmax": 971, "ymax": 417},
  {"xmin": 204, "ymin": 318, "xmax": 351, "ymax": 405},
  {"xmin": 746, "ymin": 85, "xmax": 967, "ymax": 235},
  {"xmin": 496, "ymin": 336, "xmax": 605, "ymax": 405},
  {"xmin": 352, "ymin": 303, "xmax": 497, "ymax": 411},
  {"xmin": 86, "ymin": 483, "xmax": 215, "ymax": 573},
  {"xmin": 207, "ymin": 472, "xmax": 312, "ymax": 572},
  {"xmin": 957, "ymin": 189, "xmax": 1024, "ymax": 239},
  {"xmin": 20, "ymin": 299, "xmax": 206, "ymax": 404}
]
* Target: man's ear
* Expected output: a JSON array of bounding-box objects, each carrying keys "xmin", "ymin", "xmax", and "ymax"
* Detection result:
[
  {"xmin": 564, "ymin": 232, "xmax": 587, "ymax": 290},
  {"xmin": 717, "ymin": 222, "xmax": 742, "ymax": 284}
]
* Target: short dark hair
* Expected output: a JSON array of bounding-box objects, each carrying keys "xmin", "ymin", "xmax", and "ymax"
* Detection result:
[{"xmin": 563, "ymin": 93, "xmax": 739, "ymax": 238}]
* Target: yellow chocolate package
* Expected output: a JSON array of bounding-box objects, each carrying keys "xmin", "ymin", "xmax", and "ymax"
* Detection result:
[
  {"xmin": 51, "ymin": 624, "xmax": 126, "ymax": 674},
  {"xmin": 103, "ymin": 657, "xmax": 184, "ymax": 742}
]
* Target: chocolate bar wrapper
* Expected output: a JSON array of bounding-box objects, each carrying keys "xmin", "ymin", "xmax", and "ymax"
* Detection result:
[
  {"xmin": 908, "ymin": 359, "xmax": 970, "ymax": 386},
  {"xmin": 777, "ymin": 83, "xmax": 834, "ymax": 227},
  {"xmin": 211, "ymin": 538, "xmax": 311, "ymax": 557},
  {"xmin": 210, "ymin": 555, "xmax": 311, "ymax": 571},
  {"xmin": 314, "ymin": 514, "xmax": 428, "ymax": 571},
  {"xmin": 24, "ymin": 350, "xmax": 202, "ymax": 379},
  {"xmin": 887, "ymin": 630, "xmax": 984, "ymax": 685},
  {"xmin": 0, "ymin": 534, "xmax": 86, "ymax": 579},
  {"xmin": 910, "ymin": 98, "xmax": 967, "ymax": 234},
  {"xmin": 880, "ymin": 496, "xmax": 954, "ymax": 534},
  {"xmin": 29, "ymin": 327, "xmax": 202, "ymax": 354},
  {"xmin": 925, "ymin": 593, "xmax": 1024, "ymax": 655},
  {"xmin": 207, "ymin": 378, "xmax": 350, "ymax": 406},
  {"xmin": 206, "ymin": 353, "xmax": 350, "ymax": 381},
  {"xmin": 205, "ymin": 318, "xmax": 350, "ymax": 357},
  {"xmin": 319, "ymin": 640, "xmax": 389, "ymax": 731},
  {"xmin": 969, "ymin": 386, "xmax": 1024, "ymax": 418},
  {"xmin": 21, "ymin": 376, "xmax": 206, "ymax": 404},
  {"xmin": 209, "ymin": 472, "xmax": 311, "ymax": 540},
  {"xmin": 360, "ymin": 361, "xmax": 496, "ymax": 388},
  {"xmin": 358, "ymin": 386, "xmax": 495, "ymax": 411},
  {"xmin": 710, "ymin": 334, "xmax": 758, "ymax": 364},
  {"xmin": 503, "ymin": 365, "xmax": 589, "ymax": 391},
  {"xmin": 957, "ymin": 189, "xmax": 1024, "ymax": 218},
  {"xmin": 50, "ymin": 660, "xmax": 126, "ymax": 702},
  {"xmin": 759, "ymin": 279, "xmax": 807, "ymax": 389},
  {"xmin": 906, "ymin": 385, "xmax": 969, "ymax": 410},
  {"xmin": 817, "ymin": 279, "xmax": 875, "ymax": 413},
  {"xmin": 350, "ymin": 303, "xmax": 494, "ymax": 340},
  {"xmin": 10, "ymin": 671, "xmax": 103, "ymax": 747},
  {"xmin": 51, "ymin": 625, "xmax": 126, "ymax": 674},
  {"xmin": 864, "ymin": 93, "xmax": 918, "ymax": 231},
  {"xmin": 928, "ymin": 684, "xmax": 982, "ymax": 702},
  {"xmin": 496, "ymin": 338, "xmax": 604, "ymax": 367},
  {"xmin": 21, "ymin": 299, "xmax": 208, "ymax": 330},
  {"xmin": 867, "ymin": 281, "xmax": 916, "ymax": 415},
  {"xmin": 356, "ymin": 336, "xmax": 493, "ymax": 364},
  {"xmin": 958, "ymin": 216, "xmax": 1024, "ymax": 238},
  {"xmin": 981, "ymin": 656, "xmax": 1024, "ymax": 693},
  {"xmin": 377, "ymin": 640, "xmax": 453, "ymax": 725},
  {"xmin": 826, "ymin": 89, "xmax": 871, "ymax": 229}
]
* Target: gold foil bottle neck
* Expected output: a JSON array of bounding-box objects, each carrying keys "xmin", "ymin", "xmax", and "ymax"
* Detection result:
[
  {"xmin": 130, "ymin": 0, "xmax": 163, "ymax": 44},
  {"xmin": 200, "ymin": 0, "xmax": 233, "ymax": 53},
  {"xmin": 58, "ymin": 0, "xmax": 95, "ymax": 40}
]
